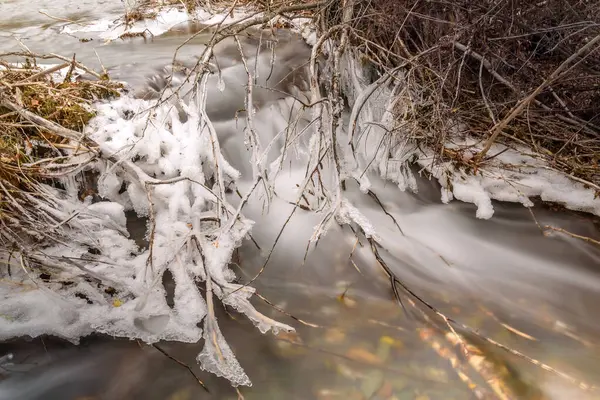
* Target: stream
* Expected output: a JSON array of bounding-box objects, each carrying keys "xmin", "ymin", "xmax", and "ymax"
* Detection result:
[{"xmin": 1, "ymin": 2, "xmax": 600, "ymax": 399}]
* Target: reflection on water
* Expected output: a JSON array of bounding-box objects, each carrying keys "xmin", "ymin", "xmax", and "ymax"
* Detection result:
[{"xmin": 1, "ymin": 2, "xmax": 600, "ymax": 399}]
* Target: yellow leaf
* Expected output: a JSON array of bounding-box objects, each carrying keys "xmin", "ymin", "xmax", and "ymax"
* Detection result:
[
  {"xmin": 380, "ymin": 335, "xmax": 395, "ymax": 346},
  {"xmin": 112, "ymin": 298, "xmax": 122, "ymax": 307},
  {"xmin": 336, "ymin": 294, "xmax": 357, "ymax": 308},
  {"xmin": 167, "ymin": 387, "xmax": 191, "ymax": 400}
]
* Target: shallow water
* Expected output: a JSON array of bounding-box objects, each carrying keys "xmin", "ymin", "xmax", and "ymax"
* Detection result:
[{"xmin": 2, "ymin": 2, "xmax": 600, "ymax": 399}]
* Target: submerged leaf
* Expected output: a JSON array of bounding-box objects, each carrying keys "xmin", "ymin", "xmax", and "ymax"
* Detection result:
[
  {"xmin": 346, "ymin": 347, "xmax": 382, "ymax": 365},
  {"xmin": 324, "ymin": 328, "xmax": 346, "ymax": 344},
  {"xmin": 360, "ymin": 370, "xmax": 384, "ymax": 398}
]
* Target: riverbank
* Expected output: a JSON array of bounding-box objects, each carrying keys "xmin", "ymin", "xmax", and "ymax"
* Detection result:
[{"xmin": 29, "ymin": 1, "xmax": 600, "ymax": 218}]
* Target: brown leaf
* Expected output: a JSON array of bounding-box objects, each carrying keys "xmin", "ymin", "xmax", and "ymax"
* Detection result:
[
  {"xmin": 276, "ymin": 330, "xmax": 303, "ymax": 345},
  {"xmin": 346, "ymin": 347, "xmax": 382, "ymax": 365},
  {"xmin": 377, "ymin": 381, "xmax": 393, "ymax": 398}
]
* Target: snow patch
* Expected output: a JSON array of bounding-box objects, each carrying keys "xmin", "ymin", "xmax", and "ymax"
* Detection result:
[
  {"xmin": 62, "ymin": 8, "xmax": 191, "ymax": 41},
  {"xmin": 1, "ymin": 85, "xmax": 295, "ymax": 387},
  {"xmin": 417, "ymin": 140, "xmax": 600, "ymax": 218},
  {"xmin": 59, "ymin": 4, "xmax": 317, "ymax": 47}
]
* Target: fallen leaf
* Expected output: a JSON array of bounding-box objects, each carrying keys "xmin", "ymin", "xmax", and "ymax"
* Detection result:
[
  {"xmin": 337, "ymin": 294, "xmax": 357, "ymax": 308},
  {"xmin": 324, "ymin": 328, "xmax": 346, "ymax": 344},
  {"xmin": 346, "ymin": 347, "xmax": 382, "ymax": 365},
  {"xmin": 376, "ymin": 336, "xmax": 394, "ymax": 361},
  {"xmin": 377, "ymin": 381, "xmax": 394, "ymax": 398},
  {"xmin": 333, "ymin": 362, "xmax": 362, "ymax": 380},
  {"xmin": 423, "ymin": 367, "xmax": 449, "ymax": 383},
  {"xmin": 360, "ymin": 370, "xmax": 384, "ymax": 398},
  {"xmin": 167, "ymin": 387, "xmax": 191, "ymax": 400},
  {"xmin": 276, "ymin": 330, "xmax": 303, "ymax": 345}
]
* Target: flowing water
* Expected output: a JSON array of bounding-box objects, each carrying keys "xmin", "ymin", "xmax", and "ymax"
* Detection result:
[{"xmin": 2, "ymin": 2, "xmax": 600, "ymax": 399}]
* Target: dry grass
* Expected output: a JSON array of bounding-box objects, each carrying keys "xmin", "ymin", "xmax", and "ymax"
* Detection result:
[
  {"xmin": 0, "ymin": 55, "xmax": 122, "ymax": 251},
  {"xmin": 124, "ymin": 0, "xmax": 159, "ymax": 26}
]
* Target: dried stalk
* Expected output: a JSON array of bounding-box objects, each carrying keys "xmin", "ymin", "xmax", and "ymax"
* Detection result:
[{"xmin": 477, "ymin": 33, "xmax": 600, "ymax": 161}]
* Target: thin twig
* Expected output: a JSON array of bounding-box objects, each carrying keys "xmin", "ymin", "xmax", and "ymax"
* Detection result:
[
  {"xmin": 476, "ymin": 33, "xmax": 600, "ymax": 161},
  {"xmin": 152, "ymin": 344, "xmax": 209, "ymax": 392},
  {"xmin": 544, "ymin": 225, "xmax": 600, "ymax": 246},
  {"xmin": 368, "ymin": 237, "xmax": 596, "ymax": 391},
  {"xmin": 254, "ymin": 291, "xmax": 322, "ymax": 328}
]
